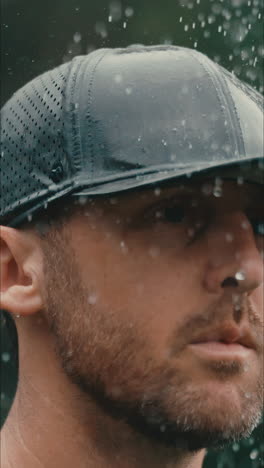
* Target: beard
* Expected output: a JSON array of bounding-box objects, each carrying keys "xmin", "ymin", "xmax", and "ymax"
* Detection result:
[{"xmin": 40, "ymin": 228, "xmax": 263, "ymax": 453}]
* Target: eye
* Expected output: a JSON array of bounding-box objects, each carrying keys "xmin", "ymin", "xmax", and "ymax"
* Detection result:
[
  {"xmin": 145, "ymin": 199, "xmax": 187, "ymax": 225},
  {"xmin": 162, "ymin": 204, "xmax": 186, "ymax": 223}
]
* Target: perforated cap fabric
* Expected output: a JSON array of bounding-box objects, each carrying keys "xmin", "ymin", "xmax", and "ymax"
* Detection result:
[{"xmin": 1, "ymin": 45, "xmax": 263, "ymax": 227}]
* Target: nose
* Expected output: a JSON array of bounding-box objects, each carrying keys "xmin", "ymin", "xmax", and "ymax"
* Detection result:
[{"xmin": 203, "ymin": 211, "xmax": 263, "ymax": 295}]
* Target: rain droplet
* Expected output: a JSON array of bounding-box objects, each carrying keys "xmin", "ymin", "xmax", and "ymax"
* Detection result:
[
  {"xmin": 125, "ymin": 87, "xmax": 132, "ymax": 95},
  {"xmin": 250, "ymin": 449, "xmax": 259, "ymax": 460},
  {"xmin": 232, "ymin": 442, "xmax": 240, "ymax": 452},
  {"xmin": 125, "ymin": 6, "xmax": 134, "ymax": 17},
  {"xmin": 73, "ymin": 32, "xmax": 82, "ymax": 43},
  {"xmin": 237, "ymin": 176, "xmax": 244, "ymax": 185},
  {"xmin": 78, "ymin": 196, "xmax": 88, "ymax": 206},
  {"xmin": 114, "ymin": 74, "xmax": 123, "ymax": 84},
  {"xmin": 2, "ymin": 352, "xmax": 10, "ymax": 363},
  {"xmin": 235, "ymin": 271, "xmax": 246, "ymax": 281},
  {"xmin": 27, "ymin": 214, "xmax": 33, "ymax": 222},
  {"xmin": 154, "ymin": 188, "xmax": 161, "ymax": 196}
]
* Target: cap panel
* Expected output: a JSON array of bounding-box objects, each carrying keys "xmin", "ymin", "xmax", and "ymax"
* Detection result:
[
  {"xmin": 223, "ymin": 77, "xmax": 263, "ymax": 158},
  {"xmin": 1, "ymin": 62, "xmax": 73, "ymax": 223},
  {"xmin": 63, "ymin": 50, "xmax": 110, "ymax": 176},
  {"xmin": 79, "ymin": 46, "xmax": 235, "ymax": 183}
]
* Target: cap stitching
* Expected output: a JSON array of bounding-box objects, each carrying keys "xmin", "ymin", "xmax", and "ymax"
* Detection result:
[{"xmin": 84, "ymin": 49, "xmax": 112, "ymax": 179}]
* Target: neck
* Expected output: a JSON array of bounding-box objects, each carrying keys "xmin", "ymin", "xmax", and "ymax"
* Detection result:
[{"xmin": 1, "ymin": 314, "xmax": 206, "ymax": 468}]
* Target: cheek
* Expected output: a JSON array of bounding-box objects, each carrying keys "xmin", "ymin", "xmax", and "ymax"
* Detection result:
[{"xmin": 71, "ymin": 221, "xmax": 205, "ymax": 359}]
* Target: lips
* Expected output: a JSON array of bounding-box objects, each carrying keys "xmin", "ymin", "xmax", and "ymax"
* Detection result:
[{"xmin": 190, "ymin": 326, "xmax": 257, "ymax": 351}]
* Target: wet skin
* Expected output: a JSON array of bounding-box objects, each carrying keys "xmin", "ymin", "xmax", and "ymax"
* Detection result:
[{"xmin": 1, "ymin": 177, "xmax": 263, "ymax": 468}]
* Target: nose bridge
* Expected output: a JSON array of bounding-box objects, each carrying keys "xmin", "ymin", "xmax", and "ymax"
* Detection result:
[{"xmin": 204, "ymin": 210, "xmax": 263, "ymax": 294}]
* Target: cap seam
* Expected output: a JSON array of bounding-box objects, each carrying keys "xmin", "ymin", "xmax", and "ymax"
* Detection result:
[
  {"xmin": 84, "ymin": 49, "xmax": 112, "ymax": 179},
  {"xmin": 190, "ymin": 50, "xmax": 239, "ymax": 158}
]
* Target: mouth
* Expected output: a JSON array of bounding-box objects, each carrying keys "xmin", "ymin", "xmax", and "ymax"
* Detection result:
[
  {"xmin": 188, "ymin": 341, "xmax": 253, "ymax": 360},
  {"xmin": 188, "ymin": 325, "xmax": 257, "ymax": 360}
]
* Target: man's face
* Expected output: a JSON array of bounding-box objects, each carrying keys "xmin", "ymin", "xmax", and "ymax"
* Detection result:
[{"xmin": 40, "ymin": 177, "xmax": 263, "ymax": 451}]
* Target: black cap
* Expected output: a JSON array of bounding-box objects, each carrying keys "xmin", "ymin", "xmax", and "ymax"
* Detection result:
[{"xmin": 1, "ymin": 45, "xmax": 263, "ymax": 227}]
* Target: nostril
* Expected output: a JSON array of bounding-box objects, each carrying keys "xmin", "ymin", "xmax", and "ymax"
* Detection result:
[{"xmin": 221, "ymin": 277, "xmax": 239, "ymax": 288}]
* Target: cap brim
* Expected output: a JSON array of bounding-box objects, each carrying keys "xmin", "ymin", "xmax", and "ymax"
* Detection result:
[{"xmin": 71, "ymin": 156, "xmax": 263, "ymax": 199}]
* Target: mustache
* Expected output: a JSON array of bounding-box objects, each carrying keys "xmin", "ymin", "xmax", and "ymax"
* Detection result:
[{"xmin": 169, "ymin": 294, "xmax": 263, "ymax": 356}]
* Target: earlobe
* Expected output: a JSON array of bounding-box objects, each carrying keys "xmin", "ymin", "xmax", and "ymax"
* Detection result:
[{"xmin": 0, "ymin": 226, "xmax": 44, "ymax": 316}]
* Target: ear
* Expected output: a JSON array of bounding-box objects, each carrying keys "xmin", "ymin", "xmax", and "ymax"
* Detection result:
[{"xmin": 0, "ymin": 226, "xmax": 44, "ymax": 316}]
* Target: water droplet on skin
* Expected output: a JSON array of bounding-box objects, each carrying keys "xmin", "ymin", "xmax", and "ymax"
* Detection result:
[
  {"xmin": 187, "ymin": 228, "xmax": 195, "ymax": 238},
  {"xmin": 232, "ymin": 295, "xmax": 241, "ymax": 307},
  {"xmin": 237, "ymin": 176, "xmax": 244, "ymax": 185},
  {"xmin": 213, "ymin": 177, "xmax": 223, "ymax": 197},
  {"xmin": 241, "ymin": 220, "xmax": 250, "ymax": 230},
  {"xmin": 235, "ymin": 271, "xmax": 246, "ymax": 281},
  {"xmin": 88, "ymin": 293, "xmax": 98, "ymax": 305},
  {"xmin": 225, "ymin": 233, "xmax": 234, "ymax": 242},
  {"xmin": 148, "ymin": 246, "xmax": 160, "ymax": 258},
  {"xmin": 110, "ymin": 197, "xmax": 118, "ymax": 205},
  {"xmin": 120, "ymin": 240, "xmax": 129, "ymax": 254},
  {"xmin": 78, "ymin": 196, "xmax": 88, "ymax": 206}
]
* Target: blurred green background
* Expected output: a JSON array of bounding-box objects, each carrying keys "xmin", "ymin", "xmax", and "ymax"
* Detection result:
[{"xmin": 1, "ymin": 0, "xmax": 263, "ymax": 466}]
